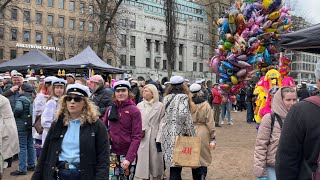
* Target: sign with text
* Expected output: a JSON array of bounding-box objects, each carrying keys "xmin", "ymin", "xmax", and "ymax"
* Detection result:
[{"xmin": 16, "ymin": 43, "xmax": 61, "ymax": 52}]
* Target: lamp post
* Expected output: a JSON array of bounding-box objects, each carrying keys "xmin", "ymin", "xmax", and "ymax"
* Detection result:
[{"xmin": 155, "ymin": 56, "xmax": 161, "ymax": 81}]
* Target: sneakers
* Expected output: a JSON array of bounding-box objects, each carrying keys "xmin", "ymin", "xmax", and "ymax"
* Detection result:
[
  {"xmin": 229, "ymin": 122, "xmax": 234, "ymax": 125},
  {"xmin": 27, "ymin": 165, "xmax": 35, "ymax": 171},
  {"xmin": 10, "ymin": 170, "xmax": 27, "ymax": 176},
  {"xmin": 221, "ymin": 121, "xmax": 224, "ymax": 125}
]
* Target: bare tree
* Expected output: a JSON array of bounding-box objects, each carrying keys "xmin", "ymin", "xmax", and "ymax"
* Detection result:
[
  {"xmin": 0, "ymin": 0, "xmax": 12, "ymax": 11},
  {"xmin": 164, "ymin": 0, "xmax": 177, "ymax": 78}
]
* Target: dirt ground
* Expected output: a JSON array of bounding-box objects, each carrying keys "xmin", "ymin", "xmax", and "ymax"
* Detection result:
[{"xmin": 2, "ymin": 111, "xmax": 257, "ymax": 180}]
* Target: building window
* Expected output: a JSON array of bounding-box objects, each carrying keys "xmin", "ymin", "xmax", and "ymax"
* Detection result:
[
  {"xmin": 79, "ymin": 21, "xmax": 84, "ymax": 31},
  {"xmin": 47, "ymin": 34, "xmax": 53, "ymax": 45},
  {"xmin": 146, "ymin": 39, "xmax": 151, "ymax": 51},
  {"xmin": 36, "ymin": 32, "xmax": 42, "ymax": 43},
  {"xmin": 199, "ymin": 63, "xmax": 203, "ymax": 72},
  {"xmin": 200, "ymin": 46, "xmax": 204, "ymax": 58},
  {"xmin": 10, "ymin": 50, "xmax": 17, "ymax": 59},
  {"xmin": 194, "ymin": 33, "xmax": 197, "ymax": 40},
  {"xmin": 0, "ymin": 49, "xmax": 3, "ymax": 60},
  {"xmin": 121, "ymin": 19, "xmax": 127, "ymax": 27},
  {"xmin": 163, "ymin": 42, "xmax": 167, "ymax": 53},
  {"xmin": 80, "ymin": 3, "xmax": 85, "ymax": 13},
  {"xmin": 120, "ymin": 54, "xmax": 126, "ymax": 66},
  {"xmin": 23, "ymin": 30, "xmax": 30, "ymax": 42},
  {"xmin": 0, "ymin": 9, "xmax": 3, "ymax": 19},
  {"xmin": 69, "ymin": 54, "xmax": 74, "ymax": 58},
  {"xmin": 163, "ymin": 60, "xmax": 167, "ymax": 70},
  {"xmin": 0, "ymin": 27, "xmax": 4, "ymax": 39},
  {"xmin": 199, "ymin": 34, "xmax": 203, "ymax": 41},
  {"xmin": 129, "ymin": 20, "xmax": 136, "ymax": 29},
  {"xmin": 58, "ymin": 37, "xmax": 64, "ymax": 46},
  {"xmin": 106, "ymin": 43, "xmax": 112, "ymax": 52},
  {"xmin": 69, "ymin": 19, "xmax": 75, "ymax": 30},
  {"xmin": 107, "ymin": 59, "xmax": 112, "ymax": 65},
  {"xmin": 24, "ymin": 0, "xmax": 30, "ymax": 3},
  {"xmin": 23, "ymin": 51, "xmax": 29, "ymax": 54},
  {"xmin": 130, "ymin": 36, "xmax": 135, "ymax": 49},
  {"xmin": 48, "ymin": 0, "xmax": 53, "ymax": 7},
  {"xmin": 193, "ymin": 62, "xmax": 197, "ymax": 71},
  {"xmin": 35, "ymin": 12, "xmax": 42, "ymax": 24},
  {"xmin": 154, "ymin": 59, "xmax": 160, "ymax": 69},
  {"xmin": 146, "ymin": 58, "xmax": 150, "ymax": 68},
  {"xmin": 47, "ymin": 52, "xmax": 53, "ymax": 58},
  {"xmin": 193, "ymin": 46, "xmax": 197, "ymax": 57},
  {"xmin": 69, "ymin": 37, "xmax": 74, "ymax": 47},
  {"xmin": 11, "ymin": 9, "xmax": 17, "ymax": 20},
  {"xmin": 120, "ymin": 34, "xmax": 126, "ymax": 47},
  {"xmin": 48, "ymin": 15, "xmax": 53, "ymax": 26},
  {"xmin": 130, "ymin": 56, "xmax": 135, "ymax": 66},
  {"xmin": 58, "ymin": 16, "xmax": 64, "ymax": 28},
  {"xmin": 23, "ymin": 10, "xmax": 30, "ymax": 22},
  {"xmin": 11, "ymin": 28, "xmax": 17, "ymax": 41},
  {"xmin": 179, "ymin": 44, "xmax": 183, "ymax": 55},
  {"xmin": 89, "ymin": 5, "xmax": 94, "ymax": 15},
  {"xmin": 88, "ymin": 22, "xmax": 93, "ymax": 32},
  {"xmin": 69, "ymin": 1, "xmax": 75, "ymax": 11},
  {"xmin": 179, "ymin": 61, "xmax": 182, "ymax": 71},
  {"xmin": 36, "ymin": 0, "xmax": 42, "ymax": 5},
  {"xmin": 59, "ymin": 0, "xmax": 64, "ymax": 9},
  {"xmin": 155, "ymin": 40, "xmax": 159, "ymax": 52},
  {"xmin": 58, "ymin": 54, "xmax": 64, "ymax": 61}
]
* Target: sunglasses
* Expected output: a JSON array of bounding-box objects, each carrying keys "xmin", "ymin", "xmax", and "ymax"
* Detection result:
[{"xmin": 64, "ymin": 96, "xmax": 83, "ymax": 102}]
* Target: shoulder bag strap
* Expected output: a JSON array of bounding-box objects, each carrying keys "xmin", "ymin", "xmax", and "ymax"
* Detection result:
[
  {"xmin": 270, "ymin": 112, "xmax": 276, "ymax": 136},
  {"xmin": 165, "ymin": 94, "xmax": 177, "ymax": 110},
  {"xmin": 274, "ymin": 113, "xmax": 283, "ymax": 128}
]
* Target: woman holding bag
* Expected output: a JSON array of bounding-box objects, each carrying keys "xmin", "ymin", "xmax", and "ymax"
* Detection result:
[
  {"xmin": 189, "ymin": 83, "xmax": 216, "ymax": 180},
  {"xmin": 134, "ymin": 84, "xmax": 164, "ymax": 180},
  {"xmin": 158, "ymin": 76, "xmax": 195, "ymax": 180}
]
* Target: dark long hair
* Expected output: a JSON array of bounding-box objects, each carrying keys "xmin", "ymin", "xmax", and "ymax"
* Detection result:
[{"xmin": 164, "ymin": 83, "xmax": 189, "ymax": 96}]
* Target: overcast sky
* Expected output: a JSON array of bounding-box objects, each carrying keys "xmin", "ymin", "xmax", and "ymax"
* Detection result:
[{"xmin": 283, "ymin": 0, "xmax": 320, "ymax": 24}]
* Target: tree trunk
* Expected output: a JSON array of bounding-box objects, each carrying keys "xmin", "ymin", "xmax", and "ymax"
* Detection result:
[{"xmin": 165, "ymin": 0, "xmax": 176, "ymax": 78}]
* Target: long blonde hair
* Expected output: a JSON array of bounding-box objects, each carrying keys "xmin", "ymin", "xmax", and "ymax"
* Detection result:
[{"xmin": 55, "ymin": 95, "xmax": 101, "ymax": 126}]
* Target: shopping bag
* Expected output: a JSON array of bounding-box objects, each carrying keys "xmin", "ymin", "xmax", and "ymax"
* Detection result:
[{"xmin": 173, "ymin": 136, "xmax": 201, "ymax": 167}]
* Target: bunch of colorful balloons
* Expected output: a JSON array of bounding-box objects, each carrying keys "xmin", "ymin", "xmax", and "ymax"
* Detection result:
[{"xmin": 208, "ymin": 0, "xmax": 293, "ymax": 95}]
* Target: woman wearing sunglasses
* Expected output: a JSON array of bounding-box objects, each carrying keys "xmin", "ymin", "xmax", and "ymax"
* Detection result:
[
  {"xmin": 254, "ymin": 87, "xmax": 297, "ymax": 180},
  {"xmin": 103, "ymin": 80, "xmax": 142, "ymax": 180},
  {"xmin": 32, "ymin": 84, "xmax": 109, "ymax": 180},
  {"xmin": 41, "ymin": 78, "xmax": 66, "ymax": 147}
]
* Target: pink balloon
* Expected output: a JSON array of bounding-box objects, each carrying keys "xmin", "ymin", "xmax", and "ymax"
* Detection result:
[
  {"xmin": 282, "ymin": 76, "xmax": 296, "ymax": 87},
  {"xmin": 210, "ymin": 56, "xmax": 221, "ymax": 74},
  {"xmin": 231, "ymin": 81, "xmax": 246, "ymax": 94},
  {"xmin": 255, "ymin": 16, "xmax": 264, "ymax": 24},
  {"xmin": 262, "ymin": 20, "xmax": 272, "ymax": 30},
  {"xmin": 236, "ymin": 69, "xmax": 247, "ymax": 77}
]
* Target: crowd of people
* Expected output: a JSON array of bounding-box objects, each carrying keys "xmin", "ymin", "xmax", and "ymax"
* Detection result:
[{"xmin": 0, "ymin": 60, "xmax": 320, "ymax": 180}]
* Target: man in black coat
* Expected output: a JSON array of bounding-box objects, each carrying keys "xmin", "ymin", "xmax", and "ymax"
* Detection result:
[
  {"xmin": 89, "ymin": 75, "xmax": 113, "ymax": 116},
  {"xmin": 276, "ymin": 63, "xmax": 320, "ymax": 180},
  {"xmin": 297, "ymin": 82, "xmax": 310, "ymax": 101}
]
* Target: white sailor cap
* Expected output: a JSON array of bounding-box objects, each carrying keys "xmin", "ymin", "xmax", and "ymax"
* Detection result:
[
  {"xmin": 0, "ymin": 76, "xmax": 3, "ymax": 80},
  {"xmin": 189, "ymin": 83, "xmax": 201, "ymax": 93},
  {"xmin": 301, "ymin": 81, "xmax": 307, "ymax": 85},
  {"xmin": 113, "ymin": 80, "xmax": 131, "ymax": 90},
  {"xmin": 26, "ymin": 75, "xmax": 31, "ymax": 78},
  {"xmin": 184, "ymin": 79, "xmax": 190, "ymax": 82},
  {"xmin": 169, "ymin": 76, "xmax": 184, "ymax": 85},
  {"xmin": 28, "ymin": 77, "xmax": 37, "ymax": 81},
  {"xmin": 11, "ymin": 71, "xmax": 23, "ymax": 78},
  {"xmin": 44, "ymin": 76, "xmax": 57, "ymax": 83},
  {"xmin": 164, "ymin": 82, "xmax": 171, "ymax": 85},
  {"xmin": 4, "ymin": 76, "xmax": 11, "ymax": 79},
  {"xmin": 40, "ymin": 75, "xmax": 46, "ymax": 79},
  {"xmin": 66, "ymin": 84, "xmax": 91, "ymax": 97},
  {"xmin": 52, "ymin": 78, "xmax": 67, "ymax": 86},
  {"xmin": 66, "ymin": 73, "xmax": 76, "ymax": 80}
]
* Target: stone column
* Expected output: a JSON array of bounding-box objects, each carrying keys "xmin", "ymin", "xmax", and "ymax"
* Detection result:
[
  {"xmin": 175, "ymin": 43, "xmax": 179, "ymax": 71},
  {"xmin": 150, "ymin": 39, "xmax": 155, "ymax": 69},
  {"xmin": 159, "ymin": 41, "xmax": 164, "ymax": 70},
  {"xmin": 183, "ymin": 44, "xmax": 187, "ymax": 72}
]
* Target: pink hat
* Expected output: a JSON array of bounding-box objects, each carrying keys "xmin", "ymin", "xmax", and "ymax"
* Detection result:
[{"xmin": 90, "ymin": 75, "xmax": 104, "ymax": 83}]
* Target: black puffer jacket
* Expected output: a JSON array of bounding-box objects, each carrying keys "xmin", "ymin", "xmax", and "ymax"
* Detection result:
[
  {"xmin": 13, "ymin": 93, "xmax": 33, "ymax": 132},
  {"xmin": 32, "ymin": 115, "xmax": 109, "ymax": 180},
  {"xmin": 92, "ymin": 86, "xmax": 113, "ymax": 116}
]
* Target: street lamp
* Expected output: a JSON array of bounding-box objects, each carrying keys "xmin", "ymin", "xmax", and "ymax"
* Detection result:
[{"xmin": 155, "ymin": 56, "xmax": 161, "ymax": 81}]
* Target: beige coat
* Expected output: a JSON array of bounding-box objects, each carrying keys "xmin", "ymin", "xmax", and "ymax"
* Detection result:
[
  {"xmin": 135, "ymin": 100, "xmax": 165, "ymax": 179},
  {"xmin": 0, "ymin": 95, "xmax": 19, "ymax": 160},
  {"xmin": 253, "ymin": 87, "xmax": 290, "ymax": 177},
  {"xmin": 191, "ymin": 101, "xmax": 215, "ymax": 167}
]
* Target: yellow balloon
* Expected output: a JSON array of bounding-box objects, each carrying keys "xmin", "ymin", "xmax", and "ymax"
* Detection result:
[
  {"xmin": 263, "ymin": 0, "xmax": 273, "ymax": 9},
  {"xmin": 231, "ymin": 76, "xmax": 238, "ymax": 85},
  {"xmin": 268, "ymin": 11, "xmax": 280, "ymax": 20},
  {"xmin": 265, "ymin": 28, "xmax": 277, "ymax": 33}
]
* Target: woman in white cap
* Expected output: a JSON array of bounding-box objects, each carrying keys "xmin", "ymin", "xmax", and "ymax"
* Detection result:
[
  {"xmin": 41, "ymin": 78, "xmax": 66, "ymax": 147},
  {"xmin": 189, "ymin": 83, "xmax": 216, "ymax": 180},
  {"xmin": 135, "ymin": 84, "xmax": 164, "ymax": 180},
  {"xmin": 158, "ymin": 75, "xmax": 195, "ymax": 180},
  {"xmin": 32, "ymin": 84, "xmax": 108, "ymax": 180},
  {"xmin": 103, "ymin": 80, "xmax": 142, "ymax": 180}
]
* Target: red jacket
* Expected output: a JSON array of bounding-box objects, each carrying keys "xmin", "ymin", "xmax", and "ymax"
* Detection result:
[{"xmin": 212, "ymin": 88, "xmax": 221, "ymax": 104}]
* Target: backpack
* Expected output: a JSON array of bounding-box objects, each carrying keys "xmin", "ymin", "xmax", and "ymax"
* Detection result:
[{"xmin": 270, "ymin": 112, "xmax": 283, "ymax": 135}]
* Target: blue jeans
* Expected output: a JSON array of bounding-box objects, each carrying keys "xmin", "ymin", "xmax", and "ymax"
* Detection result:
[
  {"xmin": 267, "ymin": 166, "xmax": 277, "ymax": 180},
  {"xmin": 18, "ymin": 130, "xmax": 35, "ymax": 172},
  {"xmin": 246, "ymin": 102, "xmax": 254, "ymax": 122},
  {"xmin": 221, "ymin": 101, "xmax": 231, "ymax": 122}
]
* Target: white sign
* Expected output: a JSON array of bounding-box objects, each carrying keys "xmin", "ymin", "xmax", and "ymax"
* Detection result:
[{"xmin": 15, "ymin": 43, "xmax": 61, "ymax": 52}]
